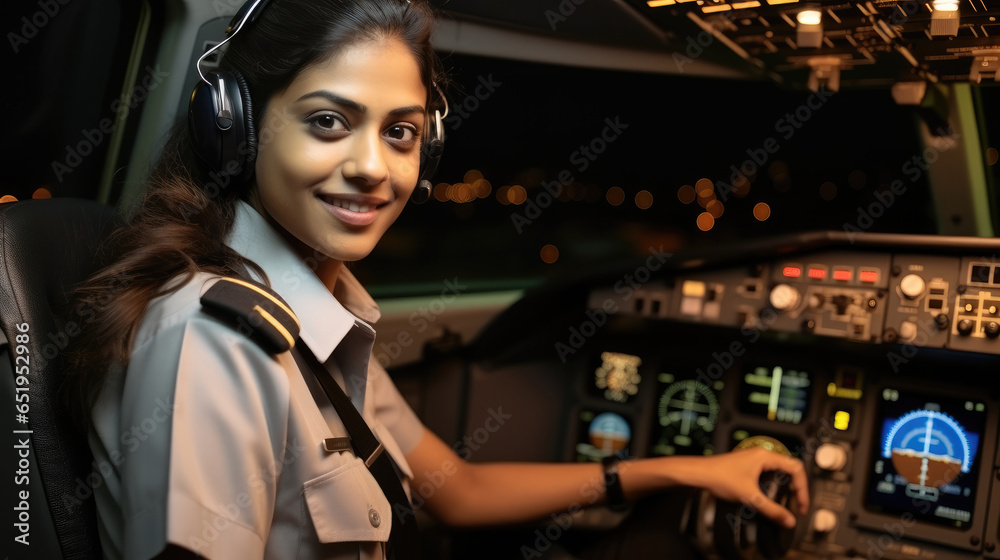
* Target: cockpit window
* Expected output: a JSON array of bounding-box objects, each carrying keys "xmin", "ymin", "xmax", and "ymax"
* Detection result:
[
  {"xmin": 1, "ymin": 0, "xmax": 146, "ymax": 203},
  {"xmin": 355, "ymin": 52, "xmax": 937, "ymax": 295}
]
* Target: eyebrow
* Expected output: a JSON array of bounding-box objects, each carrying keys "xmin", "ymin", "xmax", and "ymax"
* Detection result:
[{"xmin": 296, "ymin": 90, "xmax": 424, "ymax": 117}]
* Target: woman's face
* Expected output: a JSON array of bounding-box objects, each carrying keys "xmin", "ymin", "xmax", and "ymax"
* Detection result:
[{"xmin": 254, "ymin": 38, "xmax": 426, "ymax": 267}]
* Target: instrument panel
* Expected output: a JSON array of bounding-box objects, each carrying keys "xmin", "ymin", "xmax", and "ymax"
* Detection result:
[{"xmin": 560, "ymin": 233, "xmax": 1000, "ymax": 559}]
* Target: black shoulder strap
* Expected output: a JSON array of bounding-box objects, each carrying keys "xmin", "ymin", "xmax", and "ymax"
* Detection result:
[
  {"xmin": 200, "ymin": 277, "xmax": 421, "ymax": 559},
  {"xmin": 200, "ymin": 276, "xmax": 300, "ymax": 354},
  {"xmin": 292, "ymin": 343, "xmax": 422, "ymax": 560}
]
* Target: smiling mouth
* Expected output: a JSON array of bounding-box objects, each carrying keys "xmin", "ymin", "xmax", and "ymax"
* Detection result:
[{"xmin": 318, "ymin": 195, "xmax": 382, "ymax": 213}]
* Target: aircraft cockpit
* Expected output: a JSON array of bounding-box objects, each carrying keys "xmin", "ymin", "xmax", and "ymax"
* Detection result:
[{"xmin": 4, "ymin": 1, "xmax": 1000, "ymax": 559}]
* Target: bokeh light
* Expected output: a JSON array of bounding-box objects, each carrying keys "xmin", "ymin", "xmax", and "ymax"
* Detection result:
[
  {"xmin": 540, "ymin": 244, "xmax": 560, "ymax": 264},
  {"xmin": 677, "ymin": 185, "xmax": 696, "ymax": 204},
  {"xmin": 635, "ymin": 190, "xmax": 653, "ymax": 209},
  {"xmin": 606, "ymin": 187, "xmax": 625, "ymax": 206},
  {"xmin": 0, "ymin": 195, "xmax": 18, "ymax": 204},
  {"xmin": 696, "ymin": 212, "xmax": 715, "ymax": 231},
  {"xmin": 706, "ymin": 199, "xmax": 724, "ymax": 218},
  {"xmin": 32, "ymin": 188, "xmax": 52, "ymax": 199},
  {"xmin": 753, "ymin": 202, "xmax": 771, "ymax": 221},
  {"xmin": 819, "ymin": 181, "xmax": 838, "ymax": 201}
]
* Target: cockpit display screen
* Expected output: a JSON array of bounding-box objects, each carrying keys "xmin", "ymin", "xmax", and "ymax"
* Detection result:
[
  {"xmin": 588, "ymin": 351, "xmax": 643, "ymax": 403},
  {"xmin": 865, "ymin": 388, "xmax": 987, "ymax": 529},
  {"xmin": 738, "ymin": 365, "xmax": 811, "ymax": 424},
  {"xmin": 575, "ymin": 410, "xmax": 632, "ymax": 462}
]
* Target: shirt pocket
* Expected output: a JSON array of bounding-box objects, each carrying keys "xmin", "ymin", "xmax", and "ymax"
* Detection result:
[{"xmin": 302, "ymin": 457, "xmax": 392, "ymax": 544}]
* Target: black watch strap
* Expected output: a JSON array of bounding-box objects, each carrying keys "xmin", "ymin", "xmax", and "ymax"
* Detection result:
[{"xmin": 601, "ymin": 455, "xmax": 630, "ymax": 511}]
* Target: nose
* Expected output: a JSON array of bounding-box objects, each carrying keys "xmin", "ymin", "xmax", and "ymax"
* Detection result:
[{"xmin": 341, "ymin": 128, "xmax": 388, "ymax": 186}]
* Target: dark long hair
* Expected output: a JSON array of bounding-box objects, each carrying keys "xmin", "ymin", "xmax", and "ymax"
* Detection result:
[{"xmin": 66, "ymin": 0, "xmax": 444, "ymax": 427}]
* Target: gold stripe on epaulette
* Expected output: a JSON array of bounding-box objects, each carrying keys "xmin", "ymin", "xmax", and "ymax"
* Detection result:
[
  {"xmin": 253, "ymin": 304, "xmax": 296, "ymax": 349},
  {"xmin": 221, "ymin": 277, "xmax": 301, "ymax": 329}
]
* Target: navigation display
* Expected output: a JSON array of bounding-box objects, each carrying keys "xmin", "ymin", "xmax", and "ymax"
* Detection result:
[
  {"xmin": 738, "ymin": 365, "xmax": 811, "ymax": 424},
  {"xmin": 866, "ymin": 388, "xmax": 987, "ymax": 529}
]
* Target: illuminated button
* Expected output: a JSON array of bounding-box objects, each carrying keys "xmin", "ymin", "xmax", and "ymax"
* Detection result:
[
  {"xmin": 832, "ymin": 269, "xmax": 852, "ymax": 282},
  {"xmin": 898, "ymin": 321, "xmax": 918, "ymax": 342},
  {"xmin": 833, "ymin": 410, "xmax": 851, "ymax": 431},
  {"xmin": 899, "ymin": 274, "xmax": 925, "ymax": 300},
  {"xmin": 682, "ymin": 280, "xmax": 707, "ymax": 297},
  {"xmin": 770, "ymin": 284, "xmax": 801, "ymax": 311},
  {"xmin": 859, "ymin": 269, "xmax": 879, "ymax": 283},
  {"xmin": 808, "ymin": 267, "xmax": 827, "ymax": 280},
  {"xmin": 812, "ymin": 508, "xmax": 839, "ymax": 533},
  {"xmin": 814, "ymin": 443, "xmax": 848, "ymax": 471},
  {"xmin": 783, "ymin": 266, "xmax": 802, "ymax": 279}
]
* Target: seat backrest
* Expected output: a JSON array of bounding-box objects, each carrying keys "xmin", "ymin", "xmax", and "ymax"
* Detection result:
[{"xmin": 1, "ymin": 198, "xmax": 116, "ymax": 559}]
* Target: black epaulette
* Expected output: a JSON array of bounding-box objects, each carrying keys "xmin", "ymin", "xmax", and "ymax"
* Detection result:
[{"xmin": 200, "ymin": 277, "xmax": 301, "ymax": 354}]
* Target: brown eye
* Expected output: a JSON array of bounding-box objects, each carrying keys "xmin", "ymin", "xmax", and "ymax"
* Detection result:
[
  {"xmin": 384, "ymin": 124, "xmax": 417, "ymax": 145},
  {"xmin": 307, "ymin": 112, "xmax": 348, "ymax": 137}
]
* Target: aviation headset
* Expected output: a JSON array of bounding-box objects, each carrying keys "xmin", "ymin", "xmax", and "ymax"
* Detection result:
[{"xmin": 188, "ymin": 0, "xmax": 446, "ymax": 203}]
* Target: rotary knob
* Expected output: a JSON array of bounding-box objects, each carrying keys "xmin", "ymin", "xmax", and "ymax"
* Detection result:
[
  {"xmin": 985, "ymin": 321, "xmax": 1000, "ymax": 339},
  {"xmin": 770, "ymin": 284, "xmax": 801, "ymax": 312},
  {"xmin": 812, "ymin": 508, "xmax": 839, "ymax": 534},
  {"xmin": 899, "ymin": 274, "xmax": 925, "ymax": 300},
  {"xmin": 957, "ymin": 319, "xmax": 974, "ymax": 336},
  {"xmin": 814, "ymin": 442, "xmax": 848, "ymax": 471}
]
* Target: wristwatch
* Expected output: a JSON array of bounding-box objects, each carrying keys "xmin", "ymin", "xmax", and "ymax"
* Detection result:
[{"xmin": 601, "ymin": 455, "xmax": 630, "ymax": 511}]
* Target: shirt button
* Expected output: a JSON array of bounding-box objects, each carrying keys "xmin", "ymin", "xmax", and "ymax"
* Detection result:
[{"xmin": 369, "ymin": 508, "xmax": 381, "ymax": 528}]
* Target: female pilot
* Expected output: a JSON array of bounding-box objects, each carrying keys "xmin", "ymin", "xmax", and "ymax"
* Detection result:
[{"xmin": 67, "ymin": 0, "xmax": 809, "ymax": 558}]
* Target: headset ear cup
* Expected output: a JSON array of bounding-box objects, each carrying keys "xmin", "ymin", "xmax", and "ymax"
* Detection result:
[{"xmin": 231, "ymin": 70, "xmax": 257, "ymax": 181}]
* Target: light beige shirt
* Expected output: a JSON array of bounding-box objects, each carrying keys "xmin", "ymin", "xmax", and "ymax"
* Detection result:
[{"xmin": 90, "ymin": 201, "xmax": 425, "ymax": 560}]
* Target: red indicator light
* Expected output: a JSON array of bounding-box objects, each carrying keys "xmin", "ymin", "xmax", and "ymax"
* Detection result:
[
  {"xmin": 808, "ymin": 268, "xmax": 827, "ymax": 280},
  {"xmin": 859, "ymin": 270, "xmax": 879, "ymax": 283},
  {"xmin": 783, "ymin": 266, "xmax": 802, "ymax": 278},
  {"xmin": 833, "ymin": 269, "xmax": 852, "ymax": 282}
]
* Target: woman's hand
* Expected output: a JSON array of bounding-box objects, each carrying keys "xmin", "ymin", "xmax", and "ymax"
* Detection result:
[{"xmin": 680, "ymin": 447, "xmax": 810, "ymax": 529}]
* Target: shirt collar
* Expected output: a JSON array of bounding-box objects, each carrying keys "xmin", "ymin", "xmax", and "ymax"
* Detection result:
[{"xmin": 226, "ymin": 201, "xmax": 381, "ymax": 362}]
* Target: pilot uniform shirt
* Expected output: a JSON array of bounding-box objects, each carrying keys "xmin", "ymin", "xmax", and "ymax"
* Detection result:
[{"xmin": 89, "ymin": 200, "xmax": 425, "ymax": 560}]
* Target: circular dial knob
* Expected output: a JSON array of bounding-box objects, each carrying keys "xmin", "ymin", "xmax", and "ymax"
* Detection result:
[
  {"xmin": 899, "ymin": 274, "xmax": 926, "ymax": 300},
  {"xmin": 985, "ymin": 321, "xmax": 1000, "ymax": 338},
  {"xmin": 769, "ymin": 284, "xmax": 801, "ymax": 311},
  {"xmin": 957, "ymin": 319, "xmax": 974, "ymax": 336},
  {"xmin": 812, "ymin": 508, "xmax": 839, "ymax": 533},
  {"xmin": 814, "ymin": 442, "xmax": 848, "ymax": 471}
]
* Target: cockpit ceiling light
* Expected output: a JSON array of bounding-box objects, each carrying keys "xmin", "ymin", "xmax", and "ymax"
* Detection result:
[
  {"xmin": 930, "ymin": 2, "xmax": 960, "ymax": 36},
  {"xmin": 731, "ymin": 1, "xmax": 761, "ymax": 8},
  {"xmin": 646, "ymin": 0, "xmax": 676, "ymax": 6},
  {"xmin": 767, "ymin": 0, "xmax": 799, "ymax": 4},
  {"xmin": 703, "ymin": 3, "xmax": 732, "ymax": 11},
  {"xmin": 797, "ymin": 8, "xmax": 822, "ymax": 25},
  {"xmin": 932, "ymin": 0, "xmax": 960, "ymax": 11}
]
